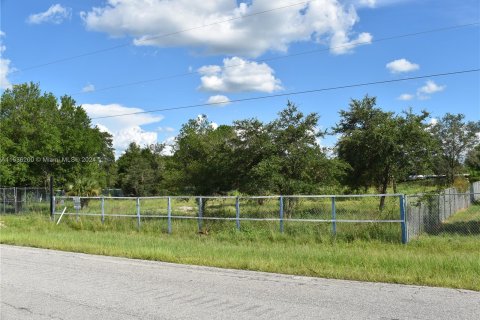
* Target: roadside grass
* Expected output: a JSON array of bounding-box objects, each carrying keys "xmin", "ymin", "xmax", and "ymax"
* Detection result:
[{"xmin": 1, "ymin": 207, "xmax": 479, "ymax": 291}]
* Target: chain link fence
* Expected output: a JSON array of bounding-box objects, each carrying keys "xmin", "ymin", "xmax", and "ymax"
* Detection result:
[
  {"xmin": 406, "ymin": 182, "xmax": 480, "ymax": 237},
  {"xmin": 0, "ymin": 187, "xmax": 51, "ymax": 214}
]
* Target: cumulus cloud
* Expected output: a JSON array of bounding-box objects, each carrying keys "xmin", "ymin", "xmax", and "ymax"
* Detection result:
[
  {"xmin": 207, "ymin": 95, "xmax": 231, "ymax": 106},
  {"xmin": 0, "ymin": 59, "xmax": 13, "ymax": 90},
  {"xmin": 330, "ymin": 31, "xmax": 372, "ymax": 54},
  {"xmin": 82, "ymin": 103, "xmax": 163, "ymax": 156},
  {"xmin": 386, "ymin": 58, "xmax": 419, "ymax": 73},
  {"xmin": 81, "ymin": 0, "xmax": 372, "ymax": 57},
  {"xmin": 351, "ymin": 0, "xmax": 412, "ymax": 7},
  {"xmin": 157, "ymin": 126, "xmax": 175, "ymax": 133},
  {"xmin": 357, "ymin": 0, "xmax": 377, "ymax": 7},
  {"xmin": 396, "ymin": 80, "xmax": 445, "ymax": 102},
  {"xmin": 27, "ymin": 4, "xmax": 72, "ymax": 25},
  {"xmin": 161, "ymin": 136, "xmax": 176, "ymax": 156},
  {"xmin": 417, "ymin": 80, "xmax": 445, "ymax": 95},
  {"xmin": 398, "ymin": 93, "xmax": 414, "ymax": 101},
  {"xmin": 82, "ymin": 83, "xmax": 95, "ymax": 92},
  {"xmin": 198, "ymin": 57, "xmax": 282, "ymax": 93},
  {"xmin": 0, "ymin": 31, "xmax": 12, "ymax": 90},
  {"xmin": 0, "ymin": 31, "xmax": 5, "ymax": 54}
]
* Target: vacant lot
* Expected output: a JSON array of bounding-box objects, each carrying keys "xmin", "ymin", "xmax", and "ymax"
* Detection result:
[{"xmin": 1, "ymin": 205, "xmax": 479, "ymax": 291}]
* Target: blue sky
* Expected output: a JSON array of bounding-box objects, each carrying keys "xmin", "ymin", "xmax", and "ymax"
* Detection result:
[{"xmin": 1, "ymin": 0, "xmax": 479, "ymax": 156}]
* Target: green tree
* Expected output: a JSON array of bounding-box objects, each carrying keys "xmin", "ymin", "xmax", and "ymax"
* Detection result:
[
  {"xmin": 230, "ymin": 118, "xmax": 275, "ymax": 194},
  {"xmin": 232, "ymin": 101, "xmax": 344, "ymax": 196},
  {"xmin": 0, "ymin": 83, "xmax": 114, "ymax": 188},
  {"xmin": 334, "ymin": 96, "xmax": 434, "ymax": 209},
  {"xmin": 116, "ymin": 143, "xmax": 166, "ymax": 196},
  {"xmin": 1, "ymin": 83, "xmax": 61, "ymax": 186},
  {"xmin": 465, "ymin": 144, "xmax": 480, "ymax": 180},
  {"xmin": 168, "ymin": 115, "xmax": 236, "ymax": 195},
  {"xmin": 430, "ymin": 113, "xmax": 480, "ymax": 184}
]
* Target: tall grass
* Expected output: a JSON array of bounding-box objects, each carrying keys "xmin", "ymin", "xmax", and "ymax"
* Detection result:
[
  {"xmin": 1, "ymin": 208, "xmax": 479, "ymax": 291},
  {"xmin": 53, "ymin": 194, "xmax": 403, "ymax": 241}
]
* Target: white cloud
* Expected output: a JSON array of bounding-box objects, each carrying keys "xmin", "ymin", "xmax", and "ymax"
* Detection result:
[
  {"xmin": 352, "ymin": 0, "xmax": 413, "ymax": 7},
  {"xmin": 198, "ymin": 57, "xmax": 282, "ymax": 93},
  {"xmin": 198, "ymin": 65, "xmax": 222, "ymax": 75},
  {"xmin": 397, "ymin": 80, "xmax": 445, "ymax": 102},
  {"xmin": 386, "ymin": 58, "xmax": 419, "ymax": 73},
  {"xmin": 0, "ymin": 32, "xmax": 12, "ymax": 90},
  {"xmin": 0, "ymin": 58, "xmax": 13, "ymax": 90},
  {"xmin": 82, "ymin": 83, "xmax": 95, "ymax": 92},
  {"xmin": 114, "ymin": 126, "xmax": 158, "ymax": 153},
  {"xmin": 157, "ymin": 126, "xmax": 175, "ymax": 133},
  {"xmin": 82, "ymin": 103, "xmax": 163, "ymax": 156},
  {"xmin": 398, "ymin": 93, "xmax": 414, "ymax": 101},
  {"xmin": 207, "ymin": 95, "xmax": 231, "ymax": 106},
  {"xmin": 417, "ymin": 80, "xmax": 445, "ymax": 95},
  {"xmin": 27, "ymin": 4, "xmax": 72, "ymax": 25},
  {"xmin": 161, "ymin": 136, "xmax": 176, "ymax": 156},
  {"xmin": 81, "ymin": 0, "xmax": 372, "ymax": 57},
  {"xmin": 330, "ymin": 31, "xmax": 372, "ymax": 54},
  {"xmin": 356, "ymin": 0, "xmax": 377, "ymax": 7}
]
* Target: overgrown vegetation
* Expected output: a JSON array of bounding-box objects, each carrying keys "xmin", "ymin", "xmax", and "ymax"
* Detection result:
[
  {"xmin": 1, "ymin": 83, "xmax": 479, "ymax": 202},
  {"xmin": 1, "ymin": 207, "xmax": 479, "ymax": 290}
]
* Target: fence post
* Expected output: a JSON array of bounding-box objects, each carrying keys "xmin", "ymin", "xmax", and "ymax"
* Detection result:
[
  {"xmin": 449, "ymin": 189, "xmax": 452, "ymax": 216},
  {"xmin": 167, "ymin": 197, "xmax": 172, "ymax": 234},
  {"xmin": 279, "ymin": 196, "xmax": 284, "ymax": 233},
  {"xmin": 2, "ymin": 188, "xmax": 5, "ymax": 214},
  {"xmin": 438, "ymin": 193, "xmax": 442, "ymax": 222},
  {"xmin": 453, "ymin": 189, "xmax": 457, "ymax": 212},
  {"xmin": 24, "ymin": 187, "xmax": 27, "ymax": 212},
  {"xmin": 52, "ymin": 195, "xmax": 56, "ymax": 221},
  {"xmin": 198, "ymin": 197, "xmax": 203, "ymax": 232},
  {"xmin": 101, "ymin": 197, "xmax": 105, "ymax": 224},
  {"xmin": 235, "ymin": 197, "xmax": 240, "ymax": 230},
  {"xmin": 470, "ymin": 183, "xmax": 475, "ymax": 204},
  {"xmin": 49, "ymin": 176, "xmax": 54, "ymax": 220},
  {"xmin": 331, "ymin": 196, "xmax": 337, "ymax": 236},
  {"xmin": 14, "ymin": 187, "xmax": 17, "ymax": 214},
  {"xmin": 400, "ymin": 195, "xmax": 407, "ymax": 244},
  {"xmin": 136, "ymin": 197, "xmax": 141, "ymax": 230},
  {"xmin": 76, "ymin": 199, "xmax": 79, "ymax": 222},
  {"xmin": 443, "ymin": 192, "xmax": 446, "ymax": 221}
]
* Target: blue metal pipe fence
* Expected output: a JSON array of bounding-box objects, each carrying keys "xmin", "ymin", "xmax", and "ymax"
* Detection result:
[{"xmin": 51, "ymin": 193, "xmax": 411, "ymax": 243}]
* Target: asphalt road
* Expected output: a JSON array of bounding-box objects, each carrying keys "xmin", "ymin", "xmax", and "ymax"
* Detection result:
[{"xmin": 1, "ymin": 245, "xmax": 479, "ymax": 319}]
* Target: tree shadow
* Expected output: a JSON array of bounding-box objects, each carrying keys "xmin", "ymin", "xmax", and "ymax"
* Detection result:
[{"xmin": 436, "ymin": 221, "xmax": 480, "ymax": 235}]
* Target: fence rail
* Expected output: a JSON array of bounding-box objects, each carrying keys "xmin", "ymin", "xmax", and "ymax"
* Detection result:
[
  {"xmin": 51, "ymin": 194, "xmax": 408, "ymax": 243},
  {"xmin": 4, "ymin": 182, "xmax": 480, "ymax": 243},
  {"xmin": 0, "ymin": 187, "xmax": 50, "ymax": 214}
]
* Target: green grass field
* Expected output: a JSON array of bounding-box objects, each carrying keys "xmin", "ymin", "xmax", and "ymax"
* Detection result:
[{"xmin": 1, "ymin": 204, "xmax": 479, "ymax": 291}]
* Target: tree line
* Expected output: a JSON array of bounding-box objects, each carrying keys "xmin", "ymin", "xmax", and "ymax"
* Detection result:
[{"xmin": 1, "ymin": 83, "xmax": 479, "ymax": 196}]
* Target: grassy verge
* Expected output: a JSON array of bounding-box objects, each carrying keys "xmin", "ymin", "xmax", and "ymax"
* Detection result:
[
  {"xmin": 1, "ymin": 210, "xmax": 479, "ymax": 291},
  {"xmin": 440, "ymin": 204, "xmax": 480, "ymax": 234}
]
